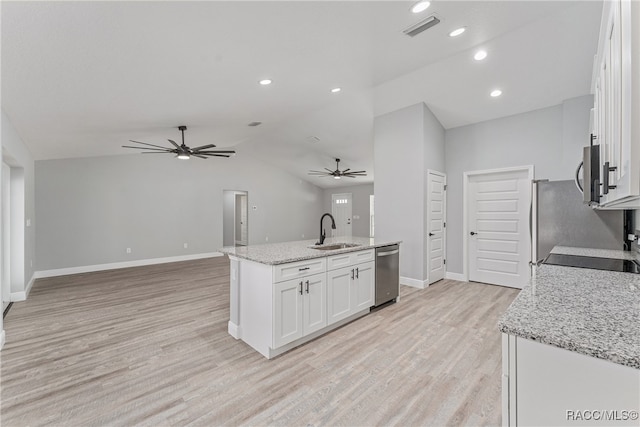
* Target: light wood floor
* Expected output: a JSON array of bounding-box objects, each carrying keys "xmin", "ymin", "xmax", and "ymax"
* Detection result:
[{"xmin": 1, "ymin": 257, "xmax": 519, "ymax": 426}]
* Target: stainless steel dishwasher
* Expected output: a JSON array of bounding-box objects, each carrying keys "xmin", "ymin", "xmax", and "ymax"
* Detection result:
[{"xmin": 375, "ymin": 244, "xmax": 399, "ymax": 307}]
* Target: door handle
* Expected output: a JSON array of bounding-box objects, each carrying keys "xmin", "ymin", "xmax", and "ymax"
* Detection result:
[
  {"xmin": 351, "ymin": 269, "xmax": 355, "ymax": 280},
  {"xmin": 428, "ymin": 232, "xmax": 434, "ymax": 237},
  {"xmin": 305, "ymin": 280, "xmax": 309, "ymax": 294},
  {"xmin": 470, "ymin": 231, "xmax": 477, "ymax": 236},
  {"xmin": 355, "ymin": 267, "xmax": 359, "ymax": 279},
  {"xmin": 299, "ymin": 281, "xmax": 303, "ymax": 295}
]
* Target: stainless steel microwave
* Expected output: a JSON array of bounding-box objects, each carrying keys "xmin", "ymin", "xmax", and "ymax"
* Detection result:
[{"xmin": 575, "ymin": 144, "xmax": 600, "ymax": 205}]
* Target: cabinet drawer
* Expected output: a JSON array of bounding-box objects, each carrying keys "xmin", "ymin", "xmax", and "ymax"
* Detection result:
[
  {"xmin": 273, "ymin": 258, "xmax": 326, "ymax": 283},
  {"xmin": 327, "ymin": 249, "xmax": 375, "ymax": 270}
]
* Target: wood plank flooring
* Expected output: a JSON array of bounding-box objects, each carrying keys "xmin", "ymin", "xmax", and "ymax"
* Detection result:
[{"xmin": 0, "ymin": 257, "xmax": 519, "ymax": 426}]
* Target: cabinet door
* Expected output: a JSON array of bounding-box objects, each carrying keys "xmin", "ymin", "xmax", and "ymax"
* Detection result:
[
  {"xmin": 302, "ymin": 273, "xmax": 327, "ymax": 335},
  {"xmin": 327, "ymin": 266, "xmax": 353, "ymax": 325},
  {"xmin": 273, "ymin": 279, "xmax": 303, "ymax": 348},
  {"xmin": 353, "ymin": 261, "xmax": 375, "ymax": 312}
]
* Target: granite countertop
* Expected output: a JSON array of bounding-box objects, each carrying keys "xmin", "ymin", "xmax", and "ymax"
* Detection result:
[
  {"xmin": 219, "ymin": 236, "xmax": 401, "ymax": 265},
  {"xmin": 499, "ymin": 257, "xmax": 640, "ymax": 369},
  {"xmin": 551, "ymin": 245, "xmax": 640, "ymax": 261}
]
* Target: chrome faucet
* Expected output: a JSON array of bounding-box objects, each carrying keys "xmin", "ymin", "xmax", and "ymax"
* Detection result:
[{"xmin": 316, "ymin": 213, "xmax": 337, "ymax": 245}]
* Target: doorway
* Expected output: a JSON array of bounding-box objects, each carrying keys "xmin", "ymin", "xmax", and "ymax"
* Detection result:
[
  {"xmin": 331, "ymin": 193, "xmax": 352, "ymax": 238},
  {"xmin": 223, "ymin": 190, "xmax": 248, "ymax": 247},
  {"xmin": 2, "ymin": 162, "xmax": 10, "ymax": 310},
  {"xmin": 463, "ymin": 166, "xmax": 533, "ymax": 289},
  {"xmin": 426, "ymin": 170, "xmax": 447, "ymax": 285}
]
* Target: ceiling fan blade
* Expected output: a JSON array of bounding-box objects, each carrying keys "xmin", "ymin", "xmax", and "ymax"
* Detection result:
[
  {"xmin": 193, "ymin": 154, "xmax": 207, "ymax": 159},
  {"xmin": 141, "ymin": 151, "xmax": 173, "ymax": 154},
  {"xmin": 347, "ymin": 170, "xmax": 367, "ymax": 174},
  {"xmin": 342, "ymin": 168, "xmax": 351, "ymax": 173},
  {"xmin": 324, "ymin": 168, "xmax": 334, "ymax": 173},
  {"xmin": 196, "ymin": 150, "xmax": 236, "ymax": 154},
  {"xmin": 199, "ymin": 153, "xmax": 232, "ymax": 158},
  {"xmin": 168, "ymin": 139, "xmax": 181, "ymax": 149},
  {"xmin": 191, "ymin": 144, "xmax": 217, "ymax": 151},
  {"xmin": 122, "ymin": 145, "xmax": 172, "ymax": 152},
  {"xmin": 128, "ymin": 140, "xmax": 170, "ymax": 150}
]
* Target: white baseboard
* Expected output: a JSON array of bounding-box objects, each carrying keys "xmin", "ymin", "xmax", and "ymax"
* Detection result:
[
  {"xmin": 0, "ymin": 330, "xmax": 5, "ymax": 350},
  {"xmin": 400, "ymin": 276, "xmax": 429, "ymax": 289},
  {"xmin": 445, "ymin": 272, "xmax": 467, "ymax": 282},
  {"xmin": 10, "ymin": 292, "xmax": 26, "ymax": 302},
  {"xmin": 34, "ymin": 252, "xmax": 225, "ymax": 279},
  {"xmin": 25, "ymin": 274, "xmax": 36, "ymax": 297}
]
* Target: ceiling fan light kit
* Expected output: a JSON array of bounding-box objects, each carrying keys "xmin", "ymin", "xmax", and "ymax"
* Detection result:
[
  {"xmin": 308, "ymin": 158, "xmax": 367, "ymax": 180},
  {"xmin": 123, "ymin": 125, "xmax": 236, "ymax": 160}
]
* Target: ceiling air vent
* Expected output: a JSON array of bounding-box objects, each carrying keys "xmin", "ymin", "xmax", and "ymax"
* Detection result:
[{"xmin": 403, "ymin": 14, "xmax": 440, "ymax": 37}]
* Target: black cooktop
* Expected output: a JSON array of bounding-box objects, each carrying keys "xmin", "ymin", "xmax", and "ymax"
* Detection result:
[{"xmin": 544, "ymin": 253, "xmax": 640, "ymax": 274}]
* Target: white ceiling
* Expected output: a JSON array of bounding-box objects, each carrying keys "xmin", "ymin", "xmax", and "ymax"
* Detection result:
[{"xmin": 1, "ymin": 1, "xmax": 602, "ymax": 188}]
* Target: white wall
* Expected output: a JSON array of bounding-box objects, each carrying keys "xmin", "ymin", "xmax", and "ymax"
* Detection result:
[
  {"xmin": 445, "ymin": 95, "xmax": 593, "ymax": 274},
  {"xmin": 36, "ymin": 153, "xmax": 324, "ymax": 271},
  {"xmin": 1, "ymin": 111, "xmax": 36, "ymax": 295},
  {"xmin": 374, "ymin": 102, "xmax": 445, "ymax": 284},
  {"xmin": 323, "ymin": 183, "xmax": 373, "ymax": 238}
]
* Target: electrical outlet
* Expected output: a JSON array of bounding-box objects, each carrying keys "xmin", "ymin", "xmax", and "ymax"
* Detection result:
[
  {"xmin": 265, "ymin": 236, "xmax": 269, "ymax": 242},
  {"xmin": 183, "ymin": 243, "xmax": 188, "ymax": 249},
  {"xmin": 26, "ymin": 218, "xmax": 31, "ymax": 227},
  {"xmin": 126, "ymin": 248, "xmax": 132, "ymax": 254}
]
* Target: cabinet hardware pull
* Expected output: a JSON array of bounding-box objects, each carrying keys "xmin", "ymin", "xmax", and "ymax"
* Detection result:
[
  {"xmin": 299, "ymin": 281, "xmax": 303, "ymax": 295},
  {"xmin": 470, "ymin": 231, "xmax": 477, "ymax": 236},
  {"xmin": 351, "ymin": 269, "xmax": 355, "ymax": 280},
  {"xmin": 305, "ymin": 280, "xmax": 309, "ymax": 293},
  {"xmin": 298, "ymin": 267, "xmax": 310, "ymax": 271},
  {"xmin": 356, "ymin": 267, "xmax": 359, "ymax": 279},
  {"xmin": 602, "ymin": 162, "xmax": 617, "ymax": 194}
]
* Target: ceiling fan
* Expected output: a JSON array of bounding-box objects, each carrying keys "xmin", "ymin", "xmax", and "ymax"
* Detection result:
[
  {"xmin": 123, "ymin": 126, "xmax": 236, "ymax": 160},
  {"xmin": 308, "ymin": 158, "xmax": 367, "ymax": 180}
]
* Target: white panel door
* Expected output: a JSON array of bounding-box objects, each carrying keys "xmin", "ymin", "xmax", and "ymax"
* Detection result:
[
  {"xmin": 327, "ymin": 266, "xmax": 353, "ymax": 325},
  {"xmin": 273, "ymin": 279, "xmax": 303, "ymax": 348},
  {"xmin": 426, "ymin": 170, "xmax": 446, "ymax": 284},
  {"xmin": 238, "ymin": 194, "xmax": 248, "ymax": 245},
  {"xmin": 468, "ymin": 168, "xmax": 531, "ymax": 289},
  {"xmin": 331, "ymin": 193, "xmax": 352, "ymax": 238},
  {"xmin": 302, "ymin": 273, "xmax": 327, "ymax": 335}
]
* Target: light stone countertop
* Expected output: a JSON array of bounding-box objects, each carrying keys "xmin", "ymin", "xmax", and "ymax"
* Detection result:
[
  {"xmin": 498, "ymin": 262, "xmax": 640, "ymax": 369},
  {"xmin": 219, "ymin": 236, "xmax": 401, "ymax": 265},
  {"xmin": 551, "ymin": 245, "xmax": 640, "ymax": 260}
]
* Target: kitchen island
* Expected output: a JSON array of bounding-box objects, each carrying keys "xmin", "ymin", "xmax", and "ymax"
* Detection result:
[
  {"xmin": 498, "ymin": 246, "xmax": 640, "ymax": 426},
  {"xmin": 220, "ymin": 236, "xmax": 401, "ymax": 359}
]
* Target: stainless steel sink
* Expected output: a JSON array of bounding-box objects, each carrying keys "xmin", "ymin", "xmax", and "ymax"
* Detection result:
[{"xmin": 310, "ymin": 243, "xmax": 361, "ymax": 251}]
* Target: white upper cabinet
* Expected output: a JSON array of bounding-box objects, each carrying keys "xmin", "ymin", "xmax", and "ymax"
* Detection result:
[{"xmin": 594, "ymin": 0, "xmax": 640, "ymax": 208}]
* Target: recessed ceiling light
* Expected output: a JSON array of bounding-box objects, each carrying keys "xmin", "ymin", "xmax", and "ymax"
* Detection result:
[
  {"xmin": 474, "ymin": 50, "xmax": 487, "ymax": 61},
  {"xmin": 490, "ymin": 89, "xmax": 502, "ymax": 97},
  {"xmin": 259, "ymin": 79, "xmax": 272, "ymax": 85},
  {"xmin": 411, "ymin": 1, "xmax": 431, "ymax": 13},
  {"xmin": 449, "ymin": 27, "xmax": 466, "ymax": 37},
  {"xmin": 331, "ymin": 87, "xmax": 341, "ymax": 93}
]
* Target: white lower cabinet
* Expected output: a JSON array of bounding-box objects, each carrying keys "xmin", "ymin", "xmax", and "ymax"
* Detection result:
[
  {"xmin": 230, "ymin": 248, "xmax": 379, "ymax": 359},
  {"xmin": 327, "ymin": 261, "xmax": 375, "ymax": 325},
  {"xmin": 273, "ymin": 273, "xmax": 326, "ymax": 348},
  {"xmin": 502, "ymin": 333, "xmax": 640, "ymax": 426}
]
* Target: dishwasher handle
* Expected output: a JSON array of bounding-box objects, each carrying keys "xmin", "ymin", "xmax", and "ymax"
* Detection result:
[{"xmin": 377, "ymin": 249, "xmax": 399, "ymax": 257}]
